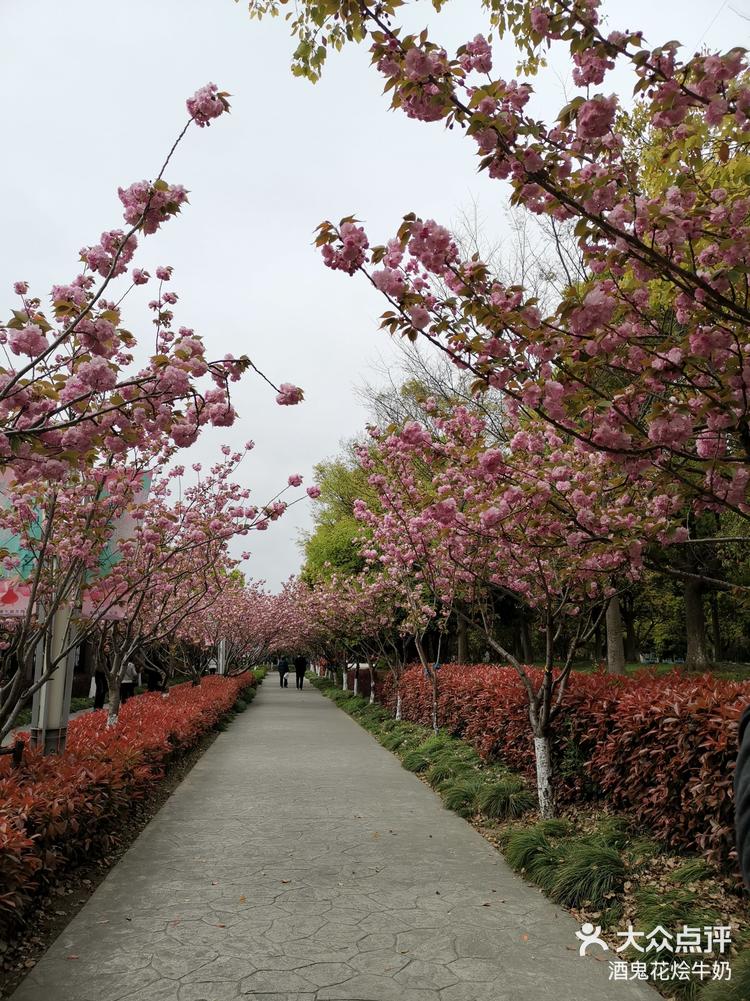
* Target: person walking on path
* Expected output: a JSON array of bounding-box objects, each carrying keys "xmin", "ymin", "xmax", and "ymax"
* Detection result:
[
  {"xmin": 294, "ymin": 653, "xmax": 307, "ymax": 690},
  {"xmin": 93, "ymin": 667, "xmax": 108, "ymax": 710},
  {"xmin": 120, "ymin": 661, "xmax": 138, "ymax": 704},
  {"xmin": 277, "ymin": 655, "xmax": 289, "ymax": 688}
]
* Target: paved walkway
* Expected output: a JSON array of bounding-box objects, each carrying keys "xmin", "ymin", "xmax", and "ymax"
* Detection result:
[
  {"xmin": 2, "ymin": 706, "xmax": 93, "ymax": 747},
  {"xmin": 11, "ymin": 681, "xmax": 655, "ymax": 1001}
]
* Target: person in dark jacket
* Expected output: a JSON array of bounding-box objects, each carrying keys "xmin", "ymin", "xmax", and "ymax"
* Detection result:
[
  {"xmin": 277, "ymin": 656, "xmax": 289, "ymax": 688},
  {"xmin": 735, "ymin": 706, "xmax": 750, "ymax": 886},
  {"xmin": 143, "ymin": 665, "xmax": 162, "ymax": 692},
  {"xmin": 294, "ymin": 654, "xmax": 307, "ymax": 690},
  {"xmin": 93, "ymin": 668, "xmax": 108, "ymax": 710}
]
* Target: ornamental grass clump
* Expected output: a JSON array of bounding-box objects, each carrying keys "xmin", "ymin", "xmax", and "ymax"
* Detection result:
[
  {"xmin": 672, "ymin": 859, "xmax": 714, "ymax": 885},
  {"xmin": 632, "ymin": 887, "xmax": 721, "ymax": 941},
  {"xmin": 479, "ymin": 776, "xmax": 536, "ymax": 820},
  {"xmin": 551, "ymin": 840, "xmax": 627, "ymax": 909},
  {"xmin": 381, "ymin": 727, "xmax": 412, "ymax": 752},
  {"xmin": 439, "ymin": 774, "xmax": 487, "ymax": 818},
  {"xmin": 426, "ymin": 754, "xmax": 471, "ymax": 788},
  {"xmin": 699, "ymin": 948, "xmax": 750, "ymax": 1001},
  {"xmin": 401, "ymin": 747, "xmax": 433, "ymax": 773},
  {"xmin": 503, "ymin": 820, "xmax": 578, "ymax": 892}
]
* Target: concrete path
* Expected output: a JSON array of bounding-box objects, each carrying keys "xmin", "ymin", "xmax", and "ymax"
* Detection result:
[
  {"xmin": 2, "ymin": 706, "xmax": 93, "ymax": 747},
  {"xmin": 11, "ymin": 681, "xmax": 655, "ymax": 1001}
]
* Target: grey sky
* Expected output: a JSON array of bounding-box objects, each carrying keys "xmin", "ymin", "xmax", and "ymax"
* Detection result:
[{"xmin": 0, "ymin": 0, "xmax": 745, "ymax": 588}]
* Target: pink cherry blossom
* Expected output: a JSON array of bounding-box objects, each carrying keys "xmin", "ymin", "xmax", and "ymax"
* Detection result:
[
  {"xmin": 186, "ymin": 82, "xmax": 230, "ymax": 127},
  {"xmin": 276, "ymin": 383, "xmax": 304, "ymax": 406},
  {"xmin": 576, "ymin": 95, "xmax": 617, "ymax": 139}
]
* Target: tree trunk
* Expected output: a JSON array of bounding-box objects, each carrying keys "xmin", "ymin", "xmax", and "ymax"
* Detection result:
[
  {"xmin": 368, "ymin": 667, "xmax": 375, "ymax": 704},
  {"xmin": 520, "ymin": 613, "xmax": 533, "ymax": 664},
  {"xmin": 107, "ymin": 686, "xmax": 121, "ymax": 728},
  {"xmin": 710, "ymin": 593, "xmax": 723, "ymax": 662},
  {"xmin": 431, "ymin": 671, "xmax": 438, "ymax": 734},
  {"xmin": 622, "ymin": 595, "xmax": 638, "ymax": 662},
  {"xmin": 457, "ymin": 614, "xmax": 468, "ymax": 663},
  {"xmin": 605, "ymin": 596, "xmax": 626, "ymax": 675},
  {"xmin": 533, "ymin": 734, "xmax": 555, "ymax": 819},
  {"xmin": 395, "ymin": 691, "xmax": 402, "ymax": 721},
  {"xmin": 342, "ymin": 665, "xmax": 348, "ymax": 691},
  {"xmin": 684, "ymin": 579, "xmax": 709, "ymax": 670}
]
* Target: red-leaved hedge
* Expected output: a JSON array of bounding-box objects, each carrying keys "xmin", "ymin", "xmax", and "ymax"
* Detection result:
[
  {"xmin": 378, "ymin": 665, "xmax": 749, "ymax": 872},
  {"xmin": 0, "ymin": 674, "xmax": 256, "ymax": 935}
]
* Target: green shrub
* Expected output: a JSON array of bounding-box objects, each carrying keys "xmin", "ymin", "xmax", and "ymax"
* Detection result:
[
  {"xmin": 479, "ymin": 777, "xmax": 536, "ymax": 820},
  {"xmin": 536, "ymin": 818, "xmax": 574, "ymax": 838},
  {"xmin": 426, "ymin": 756, "xmax": 471, "ymax": 788},
  {"xmin": 401, "ymin": 748, "xmax": 432, "ymax": 773},
  {"xmin": 440, "ymin": 775, "xmax": 487, "ymax": 818},
  {"xmin": 415, "ymin": 733, "xmax": 453, "ymax": 757},
  {"xmin": 381, "ymin": 729, "xmax": 411, "ymax": 752},
  {"xmin": 623, "ymin": 835, "xmax": 661, "ymax": 872},
  {"xmin": 592, "ymin": 816, "xmax": 631, "ymax": 851},
  {"xmin": 504, "ymin": 827, "xmax": 564, "ymax": 891},
  {"xmin": 503, "ymin": 822, "xmax": 579, "ymax": 891},
  {"xmin": 452, "ymin": 745, "xmax": 482, "ymax": 768},
  {"xmin": 672, "ymin": 859, "xmax": 714, "ymax": 884},
  {"xmin": 699, "ymin": 947, "xmax": 750, "ymax": 1001},
  {"xmin": 400, "ymin": 733, "xmax": 458, "ymax": 772},
  {"xmin": 551, "ymin": 840, "xmax": 627, "ymax": 909},
  {"xmin": 633, "ymin": 887, "xmax": 721, "ymax": 940}
]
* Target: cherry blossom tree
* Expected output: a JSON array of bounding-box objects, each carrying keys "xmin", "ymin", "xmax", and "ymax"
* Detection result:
[
  {"xmin": 82, "ymin": 449, "xmax": 308, "ymax": 724},
  {"xmin": 248, "ymin": 0, "xmax": 750, "ymax": 521},
  {"xmin": 350, "ymin": 399, "xmax": 692, "ymax": 815},
  {"xmin": 1, "ymin": 83, "xmax": 301, "ymax": 480},
  {"xmin": 0, "ymin": 83, "xmax": 306, "ymax": 741}
]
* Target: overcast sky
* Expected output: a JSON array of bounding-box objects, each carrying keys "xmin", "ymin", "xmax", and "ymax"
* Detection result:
[{"xmin": 0, "ymin": 0, "xmax": 746, "ymax": 589}]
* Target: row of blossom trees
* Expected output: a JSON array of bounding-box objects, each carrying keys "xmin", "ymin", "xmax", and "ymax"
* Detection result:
[
  {"xmin": 249, "ymin": 0, "xmax": 750, "ymax": 816},
  {"xmin": 0, "ymin": 84, "xmax": 311, "ymax": 746}
]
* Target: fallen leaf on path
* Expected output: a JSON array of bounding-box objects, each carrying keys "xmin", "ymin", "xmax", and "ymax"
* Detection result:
[
  {"xmin": 67, "ymin": 955, "xmax": 79, "ymax": 960},
  {"xmin": 239, "ymin": 896, "xmax": 246, "ymax": 903}
]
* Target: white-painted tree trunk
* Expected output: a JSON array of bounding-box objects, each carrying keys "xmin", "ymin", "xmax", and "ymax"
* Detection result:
[
  {"xmin": 533, "ymin": 735, "xmax": 555, "ymax": 819},
  {"xmin": 395, "ymin": 692, "xmax": 402, "ymax": 720},
  {"xmin": 353, "ymin": 674, "xmax": 359, "ymax": 695},
  {"xmin": 342, "ymin": 669, "xmax": 348, "ymax": 691}
]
